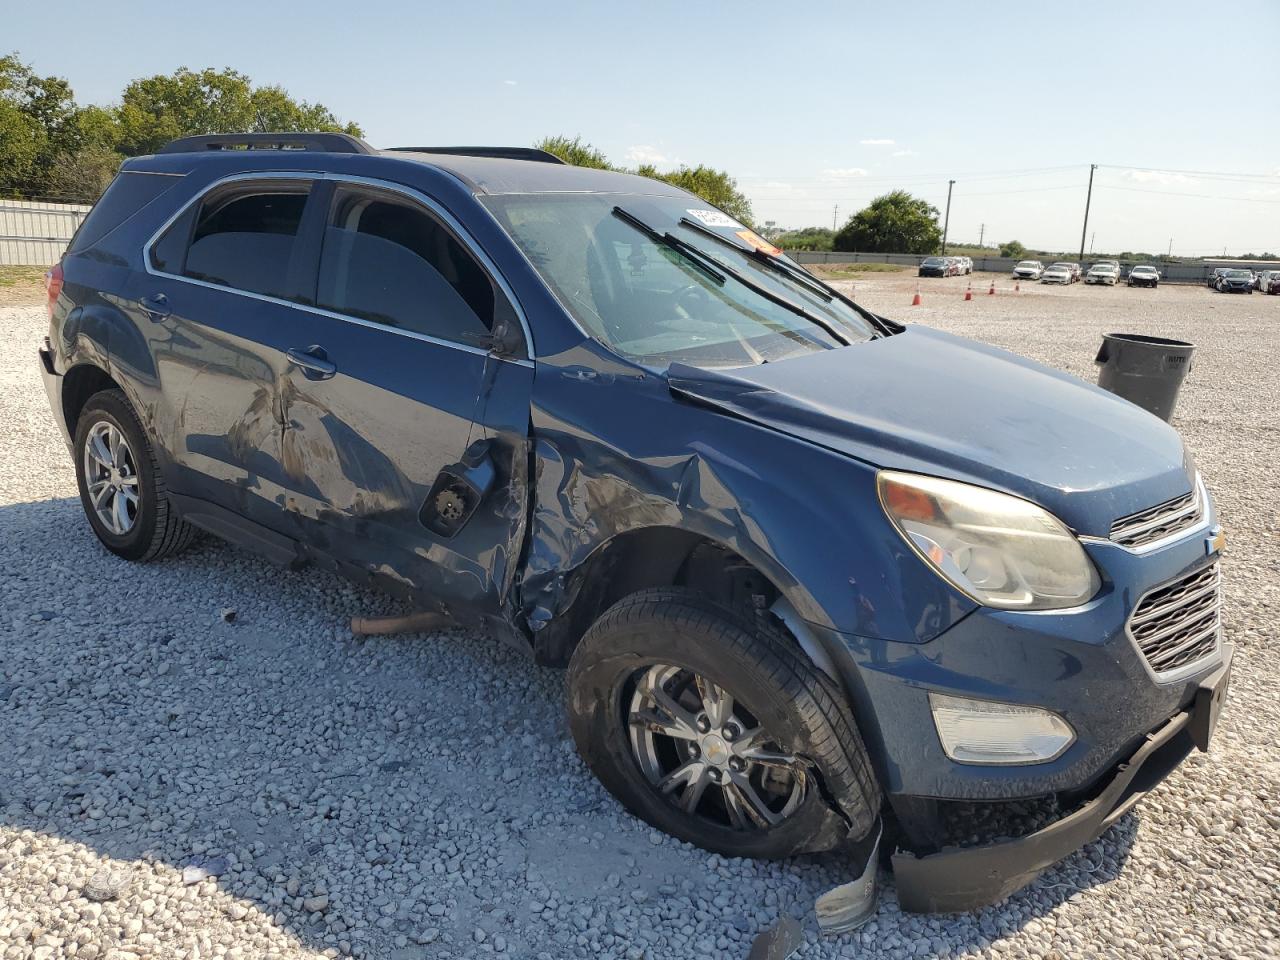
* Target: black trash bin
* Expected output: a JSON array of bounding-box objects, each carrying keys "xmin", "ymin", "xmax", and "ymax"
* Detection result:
[{"xmin": 1094, "ymin": 333, "xmax": 1194, "ymax": 422}]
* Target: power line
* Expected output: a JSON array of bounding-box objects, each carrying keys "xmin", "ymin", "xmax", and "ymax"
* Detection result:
[{"xmin": 1097, "ymin": 184, "xmax": 1280, "ymax": 204}]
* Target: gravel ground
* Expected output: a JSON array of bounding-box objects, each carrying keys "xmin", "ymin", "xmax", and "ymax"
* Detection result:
[{"xmin": 2, "ymin": 276, "xmax": 1277, "ymax": 960}]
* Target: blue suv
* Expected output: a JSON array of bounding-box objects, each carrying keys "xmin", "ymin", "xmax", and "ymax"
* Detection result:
[{"xmin": 39, "ymin": 133, "xmax": 1231, "ymax": 912}]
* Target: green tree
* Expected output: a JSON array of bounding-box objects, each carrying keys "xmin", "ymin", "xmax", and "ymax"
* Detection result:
[
  {"xmin": 534, "ymin": 135, "xmax": 613, "ymax": 169},
  {"xmin": 833, "ymin": 191, "xmax": 941, "ymax": 254},
  {"xmin": 999, "ymin": 240, "xmax": 1026, "ymax": 258},
  {"xmin": 775, "ymin": 226, "xmax": 835, "ymax": 251},
  {"xmin": 116, "ymin": 66, "xmax": 361, "ymax": 157}
]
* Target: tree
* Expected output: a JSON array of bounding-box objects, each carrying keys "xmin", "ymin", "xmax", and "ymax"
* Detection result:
[
  {"xmin": 774, "ymin": 226, "xmax": 835, "ymax": 251},
  {"xmin": 833, "ymin": 191, "xmax": 941, "ymax": 254},
  {"xmin": 999, "ymin": 240, "xmax": 1026, "ymax": 258},
  {"xmin": 534, "ymin": 135, "xmax": 613, "ymax": 169},
  {"xmin": 117, "ymin": 67, "xmax": 361, "ymax": 158}
]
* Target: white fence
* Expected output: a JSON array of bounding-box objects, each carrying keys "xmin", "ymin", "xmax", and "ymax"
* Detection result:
[{"xmin": 0, "ymin": 200, "xmax": 92, "ymax": 266}]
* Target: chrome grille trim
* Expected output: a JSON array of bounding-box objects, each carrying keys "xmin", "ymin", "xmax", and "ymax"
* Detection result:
[
  {"xmin": 1109, "ymin": 477, "xmax": 1205, "ymax": 550},
  {"xmin": 1127, "ymin": 562, "xmax": 1222, "ymax": 682}
]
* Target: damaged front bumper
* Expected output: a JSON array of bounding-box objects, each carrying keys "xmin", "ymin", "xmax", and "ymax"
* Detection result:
[{"xmin": 891, "ymin": 645, "xmax": 1232, "ymax": 913}]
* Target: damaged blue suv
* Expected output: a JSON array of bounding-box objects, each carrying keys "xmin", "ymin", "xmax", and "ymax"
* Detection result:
[{"xmin": 40, "ymin": 133, "xmax": 1231, "ymax": 912}]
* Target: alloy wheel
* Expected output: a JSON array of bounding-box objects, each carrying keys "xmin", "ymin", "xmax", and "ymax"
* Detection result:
[
  {"xmin": 626, "ymin": 664, "xmax": 807, "ymax": 830},
  {"xmin": 83, "ymin": 421, "xmax": 140, "ymax": 535}
]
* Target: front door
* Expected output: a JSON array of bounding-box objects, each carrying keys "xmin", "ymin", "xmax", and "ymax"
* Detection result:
[{"xmin": 277, "ymin": 181, "xmax": 534, "ymax": 618}]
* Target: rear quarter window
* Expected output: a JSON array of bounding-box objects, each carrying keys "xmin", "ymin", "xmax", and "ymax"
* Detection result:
[{"xmin": 66, "ymin": 171, "xmax": 183, "ymax": 255}]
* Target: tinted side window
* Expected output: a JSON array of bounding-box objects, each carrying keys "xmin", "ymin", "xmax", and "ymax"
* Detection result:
[
  {"xmin": 67, "ymin": 171, "xmax": 182, "ymax": 255},
  {"xmin": 182, "ymin": 188, "xmax": 308, "ymax": 299},
  {"xmin": 317, "ymin": 188, "xmax": 494, "ymax": 343}
]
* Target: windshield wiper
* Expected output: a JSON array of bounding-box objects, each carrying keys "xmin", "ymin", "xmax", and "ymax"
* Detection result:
[
  {"xmin": 612, "ymin": 207, "xmax": 725, "ymax": 286},
  {"xmin": 678, "ymin": 217, "xmax": 833, "ymax": 302},
  {"xmin": 676, "ymin": 216, "xmax": 898, "ymax": 337},
  {"xmin": 613, "ymin": 206, "xmax": 852, "ymax": 347}
]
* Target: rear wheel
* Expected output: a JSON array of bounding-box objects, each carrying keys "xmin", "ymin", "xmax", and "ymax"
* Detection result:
[
  {"xmin": 73, "ymin": 389, "xmax": 197, "ymax": 562},
  {"xmin": 566, "ymin": 588, "xmax": 880, "ymax": 859}
]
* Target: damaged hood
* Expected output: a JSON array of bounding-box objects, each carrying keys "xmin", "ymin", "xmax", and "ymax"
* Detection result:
[{"xmin": 667, "ymin": 326, "xmax": 1191, "ymax": 535}]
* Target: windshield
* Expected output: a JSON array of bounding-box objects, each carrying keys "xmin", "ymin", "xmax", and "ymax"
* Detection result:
[
  {"xmin": 922, "ymin": 258, "xmax": 945, "ymax": 266},
  {"xmin": 482, "ymin": 193, "xmax": 876, "ymax": 367},
  {"xmin": 1016, "ymin": 261, "xmax": 1039, "ymax": 268},
  {"xmin": 1134, "ymin": 266, "xmax": 1156, "ymax": 273},
  {"xmin": 1226, "ymin": 270, "xmax": 1251, "ymax": 278}
]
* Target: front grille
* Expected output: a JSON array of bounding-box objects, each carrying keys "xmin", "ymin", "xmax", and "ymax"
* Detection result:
[
  {"xmin": 1128, "ymin": 563, "xmax": 1221, "ymax": 677},
  {"xmin": 1109, "ymin": 485, "xmax": 1202, "ymax": 548}
]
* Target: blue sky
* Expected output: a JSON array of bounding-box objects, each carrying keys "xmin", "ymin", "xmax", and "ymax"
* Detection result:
[{"xmin": 8, "ymin": 0, "xmax": 1280, "ymax": 254}]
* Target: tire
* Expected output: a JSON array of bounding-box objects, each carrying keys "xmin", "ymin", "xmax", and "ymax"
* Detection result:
[
  {"xmin": 566, "ymin": 587, "xmax": 881, "ymax": 859},
  {"xmin": 73, "ymin": 388, "xmax": 197, "ymax": 562}
]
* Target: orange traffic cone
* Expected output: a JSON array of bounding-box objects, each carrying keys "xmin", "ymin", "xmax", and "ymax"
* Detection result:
[
  {"xmin": 964, "ymin": 285, "xmax": 973, "ymax": 301},
  {"xmin": 988, "ymin": 281, "xmax": 996, "ymax": 295},
  {"xmin": 911, "ymin": 285, "xmax": 922, "ymax": 306}
]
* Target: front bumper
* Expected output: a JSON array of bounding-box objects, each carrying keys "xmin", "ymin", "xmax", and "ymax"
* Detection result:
[{"xmin": 891, "ymin": 646, "xmax": 1232, "ymax": 911}]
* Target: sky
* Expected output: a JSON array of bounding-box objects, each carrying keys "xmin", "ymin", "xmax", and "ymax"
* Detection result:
[{"xmin": 7, "ymin": 0, "xmax": 1280, "ymax": 255}]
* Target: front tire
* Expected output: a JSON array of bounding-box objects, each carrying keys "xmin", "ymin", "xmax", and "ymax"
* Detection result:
[
  {"xmin": 566, "ymin": 588, "xmax": 880, "ymax": 859},
  {"xmin": 73, "ymin": 389, "xmax": 197, "ymax": 562}
]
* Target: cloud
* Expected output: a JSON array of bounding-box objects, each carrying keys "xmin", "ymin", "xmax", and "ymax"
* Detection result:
[
  {"xmin": 503, "ymin": 79, "xmax": 518, "ymax": 86},
  {"xmin": 624, "ymin": 144, "xmax": 669, "ymax": 166},
  {"xmin": 1122, "ymin": 169, "xmax": 1195, "ymax": 185},
  {"xmin": 822, "ymin": 168, "xmax": 868, "ymax": 179},
  {"xmin": 859, "ymin": 138, "xmax": 895, "ymax": 145},
  {"xmin": 891, "ymin": 149, "xmax": 917, "ymax": 157}
]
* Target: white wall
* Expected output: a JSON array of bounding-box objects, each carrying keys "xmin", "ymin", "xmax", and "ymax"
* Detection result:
[{"xmin": 0, "ymin": 200, "xmax": 93, "ymax": 266}]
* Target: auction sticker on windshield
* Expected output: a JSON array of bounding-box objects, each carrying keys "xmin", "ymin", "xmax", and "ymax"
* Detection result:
[
  {"xmin": 686, "ymin": 208, "xmax": 743, "ymax": 229},
  {"xmin": 736, "ymin": 229, "xmax": 782, "ymax": 256}
]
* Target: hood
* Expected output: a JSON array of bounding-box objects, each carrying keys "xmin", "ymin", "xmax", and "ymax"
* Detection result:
[{"xmin": 667, "ymin": 326, "xmax": 1191, "ymax": 536}]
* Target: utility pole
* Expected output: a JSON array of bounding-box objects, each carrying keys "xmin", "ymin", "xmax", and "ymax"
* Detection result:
[
  {"xmin": 1090, "ymin": 231, "xmax": 1095, "ymax": 254},
  {"xmin": 941, "ymin": 179, "xmax": 955, "ymax": 254},
  {"xmin": 978, "ymin": 223, "xmax": 985, "ymax": 248},
  {"xmin": 1078, "ymin": 163, "xmax": 1097, "ymax": 265},
  {"xmin": 832, "ymin": 204, "xmax": 838, "ymax": 231},
  {"xmin": 1167, "ymin": 238, "xmax": 1173, "ymax": 259}
]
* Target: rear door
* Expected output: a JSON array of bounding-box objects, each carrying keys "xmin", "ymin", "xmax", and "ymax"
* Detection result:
[
  {"xmin": 276, "ymin": 180, "xmax": 534, "ymax": 617},
  {"xmin": 135, "ymin": 176, "xmax": 322, "ymax": 534}
]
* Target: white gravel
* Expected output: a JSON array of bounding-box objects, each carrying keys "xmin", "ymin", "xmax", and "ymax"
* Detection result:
[{"xmin": 2, "ymin": 279, "xmax": 1277, "ymax": 960}]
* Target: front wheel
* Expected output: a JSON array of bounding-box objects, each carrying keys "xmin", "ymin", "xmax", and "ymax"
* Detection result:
[
  {"xmin": 566, "ymin": 588, "xmax": 880, "ymax": 859},
  {"xmin": 73, "ymin": 389, "xmax": 197, "ymax": 562}
]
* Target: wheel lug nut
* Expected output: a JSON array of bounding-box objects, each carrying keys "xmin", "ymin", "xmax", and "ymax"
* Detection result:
[
  {"xmin": 723, "ymin": 725, "xmax": 737, "ymax": 741},
  {"xmin": 729, "ymin": 757, "xmax": 745, "ymax": 772},
  {"xmin": 708, "ymin": 768, "xmax": 721, "ymax": 782},
  {"xmin": 696, "ymin": 715, "xmax": 710, "ymax": 733}
]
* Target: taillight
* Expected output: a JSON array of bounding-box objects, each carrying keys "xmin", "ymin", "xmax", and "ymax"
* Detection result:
[{"xmin": 45, "ymin": 261, "xmax": 64, "ymax": 320}]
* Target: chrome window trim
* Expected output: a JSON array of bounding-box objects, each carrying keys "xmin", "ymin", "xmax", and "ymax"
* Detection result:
[
  {"xmin": 140, "ymin": 169, "xmax": 535, "ymax": 366},
  {"xmin": 1125, "ymin": 561, "xmax": 1223, "ymax": 685}
]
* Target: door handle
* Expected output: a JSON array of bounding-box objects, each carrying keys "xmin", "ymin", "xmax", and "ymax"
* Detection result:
[
  {"xmin": 286, "ymin": 345, "xmax": 337, "ymax": 380},
  {"xmin": 137, "ymin": 293, "xmax": 170, "ymax": 321}
]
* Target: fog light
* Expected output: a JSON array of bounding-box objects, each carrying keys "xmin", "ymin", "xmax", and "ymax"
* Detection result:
[{"xmin": 929, "ymin": 693, "xmax": 1075, "ymax": 765}]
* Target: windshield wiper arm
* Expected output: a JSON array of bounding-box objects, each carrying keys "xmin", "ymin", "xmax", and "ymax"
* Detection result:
[
  {"xmin": 613, "ymin": 206, "xmax": 852, "ymax": 346},
  {"xmin": 678, "ymin": 217, "xmax": 833, "ymax": 302},
  {"xmin": 612, "ymin": 207, "xmax": 725, "ymax": 285},
  {"xmin": 677, "ymin": 217, "xmax": 899, "ymax": 337}
]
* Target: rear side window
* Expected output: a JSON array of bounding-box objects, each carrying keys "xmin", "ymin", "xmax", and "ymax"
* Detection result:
[
  {"xmin": 67, "ymin": 171, "xmax": 181, "ymax": 255},
  {"xmin": 316, "ymin": 187, "xmax": 495, "ymax": 344},
  {"xmin": 176, "ymin": 186, "xmax": 309, "ymax": 299}
]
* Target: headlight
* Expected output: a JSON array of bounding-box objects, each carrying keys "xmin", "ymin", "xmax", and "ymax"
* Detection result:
[
  {"xmin": 878, "ymin": 471, "xmax": 1100, "ymax": 610},
  {"xmin": 930, "ymin": 694, "xmax": 1075, "ymax": 764}
]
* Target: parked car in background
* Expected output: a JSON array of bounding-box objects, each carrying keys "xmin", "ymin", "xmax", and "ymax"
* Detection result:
[
  {"xmin": 1207, "ymin": 267, "xmax": 1230, "ymax": 288},
  {"xmin": 1216, "ymin": 269, "xmax": 1255, "ymax": 294},
  {"xmin": 1257, "ymin": 270, "xmax": 1280, "ymax": 294},
  {"xmin": 1063, "ymin": 262, "xmax": 1082, "ymax": 282},
  {"xmin": 1128, "ymin": 265, "xmax": 1160, "ymax": 288},
  {"xmin": 1041, "ymin": 263, "xmax": 1074, "ymax": 284},
  {"xmin": 919, "ymin": 257, "xmax": 950, "ymax": 278},
  {"xmin": 1012, "ymin": 260, "xmax": 1044, "ymax": 280},
  {"xmin": 1086, "ymin": 263, "xmax": 1119, "ymax": 285},
  {"xmin": 959, "ymin": 256, "xmax": 973, "ymax": 275},
  {"xmin": 1095, "ymin": 260, "xmax": 1121, "ymax": 276},
  {"xmin": 38, "ymin": 131, "xmax": 1234, "ymax": 915}
]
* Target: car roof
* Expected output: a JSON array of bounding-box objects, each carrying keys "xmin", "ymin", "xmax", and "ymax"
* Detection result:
[{"xmin": 381, "ymin": 150, "xmax": 688, "ymax": 196}]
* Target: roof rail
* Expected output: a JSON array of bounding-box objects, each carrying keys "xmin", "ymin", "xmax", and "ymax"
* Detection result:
[
  {"xmin": 384, "ymin": 146, "xmax": 565, "ymax": 165},
  {"xmin": 157, "ymin": 132, "xmax": 375, "ymax": 155}
]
